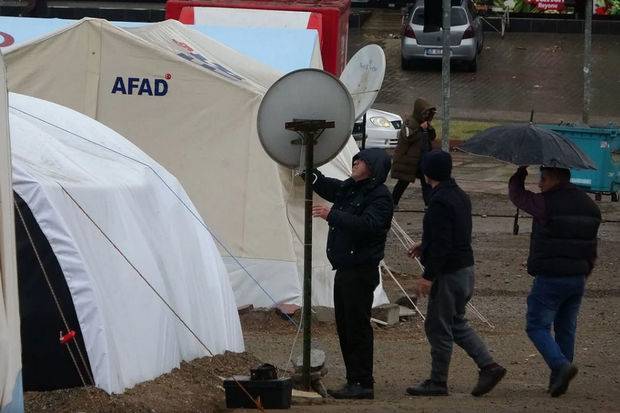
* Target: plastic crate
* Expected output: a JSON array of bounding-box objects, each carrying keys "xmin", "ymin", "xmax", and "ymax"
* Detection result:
[
  {"xmin": 224, "ymin": 376, "xmax": 292, "ymax": 409},
  {"xmin": 540, "ymin": 124, "xmax": 620, "ymax": 201}
]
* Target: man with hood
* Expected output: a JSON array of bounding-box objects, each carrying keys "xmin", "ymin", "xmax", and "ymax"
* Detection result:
[
  {"xmin": 391, "ymin": 98, "xmax": 437, "ymax": 208},
  {"xmin": 310, "ymin": 148, "xmax": 394, "ymax": 400},
  {"xmin": 407, "ymin": 150, "xmax": 506, "ymax": 397}
]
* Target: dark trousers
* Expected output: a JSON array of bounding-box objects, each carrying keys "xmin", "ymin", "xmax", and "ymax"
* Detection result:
[
  {"xmin": 425, "ymin": 266, "xmax": 494, "ymax": 383},
  {"xmin": 392, "ymin": 178, "xmax": 431, "ymax": 206},
  {"xmin": 526, "ymin": 275, "xmax": 585, "ymax": 373},
  {"xmin": 334, "ymin": 266, "xmax": 379, "ymax": 387}
]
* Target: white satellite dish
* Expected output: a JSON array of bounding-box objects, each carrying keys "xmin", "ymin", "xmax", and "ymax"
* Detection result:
[
  {"xmin": 339, "ymin": 44, "xmax": 386, "ymax": 122},
  {"xmin": 257, "ymin": 68, "xmax": 355, "ymax": 169}
]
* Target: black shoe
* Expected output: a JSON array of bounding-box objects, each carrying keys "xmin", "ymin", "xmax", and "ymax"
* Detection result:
[
  {"xmin": 327, "ymin": 383, "xmax": 374, "ymax": 400},
  {"xmin": 547, "ymin": 371, "xmax": 558, "ymax": 393},
  {"xmin": 406, "ymin": 379, "xmax": 448, "ymax": 396},
  {"xmin": 550, "ymin": 363, "xmax": 578, "ymax": 398},
  {"xmin": 471, "ymin": 364, "xmax": 507, "ymax": 397}
]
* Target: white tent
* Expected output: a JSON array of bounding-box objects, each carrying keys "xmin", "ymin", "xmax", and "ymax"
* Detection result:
[
  {"xmin": 9, "ymin": 91, "xmax": 243, "ymax": 394},
  {"xmin": 0, "ymin": 53, "xmax": 23, "ymax": 413},
  {"xmin": 5, "ymin": 18, "xmax": 388, "ymax": 309}
]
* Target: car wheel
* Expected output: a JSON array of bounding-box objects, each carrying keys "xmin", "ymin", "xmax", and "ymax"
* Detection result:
[
  {"xmin": 401, "ymin": 55, "xmax": 413, "ymax": 71},
  {"xmin": 612, "ymin": 192, "xmax": 619, "ymax": 202},
  {"xmin": 467, "ymin": 54, "xmax": 478, "ymax": 72}
]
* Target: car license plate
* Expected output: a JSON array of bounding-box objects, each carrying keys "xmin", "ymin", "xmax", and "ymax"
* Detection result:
[
  {"xmin": 425, "ymin": 48, "xmax": 443, "ymax": 56},
  {"xmin": 425, "ymin": 48, "xmax": 453, "ymax": 56}
]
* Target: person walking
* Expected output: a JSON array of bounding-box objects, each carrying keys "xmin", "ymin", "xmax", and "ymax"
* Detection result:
[
  {"xmin": 310, "ymin": 148, "xmax": 393, "ymax": 400},
  {"xmin": 391, "ymin": 98, "xmax": 436, "ymax": 208},
  {"xmin": 407, "ymin": 150, "xmax": 506, "ymax": 397},
  {"xmin": 509, "ymin": 165, "xmax": 601, "ymax": 397}
]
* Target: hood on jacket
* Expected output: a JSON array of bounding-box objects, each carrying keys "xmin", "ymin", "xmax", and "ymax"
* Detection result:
[
  {"xmin": 412, "ymin": 98, "xmax": 436, "ymax": 124},
  {"xmin": 353, "ymin": 148, "xmax": 392, "ymax": 186}
]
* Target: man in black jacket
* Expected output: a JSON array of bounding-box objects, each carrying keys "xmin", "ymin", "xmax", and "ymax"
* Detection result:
[
  {"xmin": 509, "ymin": 166, "xmax": 601, "ymax": 397},
  {"xmin": 407, "ymin": 150, "xmax": 506, "ymax": 397},
  {"xmin": 310, "ymin": 148, "xmax": 393, "ymax": 400}
]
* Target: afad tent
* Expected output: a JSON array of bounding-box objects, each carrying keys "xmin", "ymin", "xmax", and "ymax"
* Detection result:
[
  {"xmin": 9, "ymin": 91, "xmax": 243, "ymax": 394},
  {"xmin": 5, "ymin": 18, "xmax": 388, "ymax": 309},
  {"xmin": 0, "ymin": 53, "xmax": 23, "ymax": 413}
]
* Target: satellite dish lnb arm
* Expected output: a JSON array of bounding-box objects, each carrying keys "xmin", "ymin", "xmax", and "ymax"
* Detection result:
[{"xmin": 307, "ymin": 168, "xmax": 342, "ymax": 203}]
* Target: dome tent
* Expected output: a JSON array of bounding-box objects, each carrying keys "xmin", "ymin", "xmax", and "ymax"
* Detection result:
[{"xmin": 9, "ymin": 91, "xmax": 243, "ymax": 394}]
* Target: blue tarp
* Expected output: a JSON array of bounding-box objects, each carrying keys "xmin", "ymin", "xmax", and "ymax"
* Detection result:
[
  {"xmin": 0, "ymin": 17, "xmax": 317, "ymax": 73},
  {"xmin": 196, "ymin": 26, "xmax": 316, "ymax": 74}
]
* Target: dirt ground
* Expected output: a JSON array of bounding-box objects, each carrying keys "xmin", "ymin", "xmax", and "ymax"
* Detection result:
[
  {"xmin": 238, "ymin": 155, "xmax": 620, "ymax": 413},
  {"xmin": 25, "ymin": 154, "xmax": 620, "ymax": 412}
]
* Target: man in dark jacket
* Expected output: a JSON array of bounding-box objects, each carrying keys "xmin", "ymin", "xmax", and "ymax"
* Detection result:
[
  {"xmin": 310, "ymin": 148, "xmax": 393, "ymax": 400},
  {"xmin": 509, "ymin": 166, "xmax": 601, "ymax": 397},
  {"xmin": 391, "ymin": 98, "xmax": 436, "ymax": 207},
  {"xmin": 407, "ymin": 150, "xmax": 506, "ymax": 397}
]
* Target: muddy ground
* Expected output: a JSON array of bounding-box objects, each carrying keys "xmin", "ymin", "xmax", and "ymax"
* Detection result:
[
  {"xmin": 26, "ymin": 154, "xmax": 620, "ymax": 412},
  {"xmin": 238, "ymin": 154, "xmax": 620, "ymax": 413}
]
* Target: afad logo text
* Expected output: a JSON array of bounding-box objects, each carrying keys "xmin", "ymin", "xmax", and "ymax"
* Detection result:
[{"xmin": 111, "ymin": 73, "xmax": 172, "ymax": 96}]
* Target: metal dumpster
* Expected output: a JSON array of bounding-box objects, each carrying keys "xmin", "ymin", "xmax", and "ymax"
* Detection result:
[{"xmin": 541, "ymin": 123, "xmax": 620, "ymax": 202}]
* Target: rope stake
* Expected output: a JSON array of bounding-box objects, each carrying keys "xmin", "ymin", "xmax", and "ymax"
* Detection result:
[{"xmin": 59, "ymin": 330, "xmax": 77, "ymax": 345}]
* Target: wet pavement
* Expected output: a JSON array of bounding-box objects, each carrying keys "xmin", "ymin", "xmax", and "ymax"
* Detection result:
[{"xmin": 349, "ymin": 9, "xmax": 620, "ymax": 125}]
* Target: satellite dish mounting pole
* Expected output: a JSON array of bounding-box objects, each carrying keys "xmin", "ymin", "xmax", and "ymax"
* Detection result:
[{"xmin": 285, "ymin": 119, "xmax": 335, "ymax": 390}]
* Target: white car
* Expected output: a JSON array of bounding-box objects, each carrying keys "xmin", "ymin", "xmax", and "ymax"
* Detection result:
[{"xmin": 353, "ymin": 108, "xmax": 402, "ymax": 149}]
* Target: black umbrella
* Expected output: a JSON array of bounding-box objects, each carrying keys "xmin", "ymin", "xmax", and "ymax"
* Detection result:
[
  {"xmin": 460, "ymin": 123, "xmax": 597, "ymax": 236},
  {"xmin": 460, "ymin": 124, "xmax": 597, "ymax": 170}
]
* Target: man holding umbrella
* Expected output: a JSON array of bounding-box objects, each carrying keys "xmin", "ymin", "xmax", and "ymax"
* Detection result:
[{"xmin": 509, "ymin": 165, "xmax": 601, "ymax": 397}]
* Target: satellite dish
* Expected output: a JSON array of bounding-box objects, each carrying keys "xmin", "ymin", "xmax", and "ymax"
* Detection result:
[
  {"xmin": 257, "ymin": 68, "xmax": 355, "ymax": 169},
  {"xmin": 339, "ymin": 44, "xmax": 386, "ymax": 122}
]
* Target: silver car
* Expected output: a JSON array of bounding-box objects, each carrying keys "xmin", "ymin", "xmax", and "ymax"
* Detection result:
[{"xmin": 401, "ymin": 0, "xmax": 484, "ymax": 72}]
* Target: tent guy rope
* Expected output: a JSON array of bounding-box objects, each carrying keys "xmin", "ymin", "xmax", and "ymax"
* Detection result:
[
  {"xmin": 14, "ymin": 198, "xmax": 94, "ymax": 388},
  {"xmin": 59, "ymin": 184, "xmax": 266, "ymax": 412},
  {"xmin": 10, "ymin": 105, "xmax": 299, "ymax": 329},
  {"xmin": 390, "ymin": 218, "xmax": 495, "ymax": 329}
]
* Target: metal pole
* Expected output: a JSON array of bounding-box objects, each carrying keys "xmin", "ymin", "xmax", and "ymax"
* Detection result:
[
  {"xmin": 361, "ymin": 113, "xmax": 367, "ymax": 150},
  {"xmin": 302, "ymin": 132, "xmax": 314, "ymax": 390},
  {"xmin": 583, "ymin": 0, "xmax": 593, "ymax": 125},
  {"xmin": 441, "ymin": 0, "xmax": 451, "ymax": 151}
]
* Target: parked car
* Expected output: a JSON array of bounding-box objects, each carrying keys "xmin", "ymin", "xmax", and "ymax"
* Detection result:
[
  {"xmin": 353, "ymin": 108, "xmax": 402, "ymax": 149},
  {"xmin": 401, "ymin": 0, "xmax": 484, "ymax": 72}
]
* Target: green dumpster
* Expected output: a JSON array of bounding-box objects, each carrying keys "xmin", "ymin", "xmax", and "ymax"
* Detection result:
[{"xmin": 541, "ymin": 124, "xmax": 620, "ymax": 202}]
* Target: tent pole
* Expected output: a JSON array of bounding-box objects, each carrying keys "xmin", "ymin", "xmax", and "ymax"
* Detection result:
[{"xmin": 302, "ymin": 131, "xmax": 314, "ymax": 390}]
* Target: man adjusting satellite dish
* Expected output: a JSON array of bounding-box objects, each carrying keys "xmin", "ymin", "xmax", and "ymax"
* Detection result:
[{"xmin": 257, "ymin": 60, "xmax": 394, "ymax": 399}]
